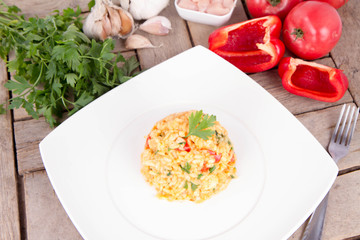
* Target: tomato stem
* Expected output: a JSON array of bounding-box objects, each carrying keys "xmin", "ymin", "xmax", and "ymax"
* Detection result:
[
  {"xmin": 291, "ymin": 28, "xmax": 304, "ymax": 41},
  {"xmin": 267, "ymin": 0, "xmax": 281, "ymax": 7}
]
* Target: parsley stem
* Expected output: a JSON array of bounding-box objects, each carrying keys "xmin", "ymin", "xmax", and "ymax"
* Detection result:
[
  {"xmin": 60, "ymin": 97, "xmax": 70, "ymax": 111},
  {"xmin": 0, "ymin": 1, "xmax": 11, "ymax": 9},
  {"xmin": 59, "ymin": 85, "xmax": 71, "ymax": 111},
  {"xmin": 105, "ymin": 69, "xmax": 111, "ymax": 86},
  {"xmin": 61, "ymin": 97, "xmax": 75, "ymax": 105},
  {"xmin": 0, "ymin": 11, "xmax": 22, "ymax": 20},
  {"xmin": 36, "ymin": 19, "xmax": 57, "ymax": 46},
  {"xmin": 0, "ymin": 21, "xmax": 26, "ymax": 40},
  {"xmin": 81, "ymin": 56, "xmax": 112, "ymax": 65}
]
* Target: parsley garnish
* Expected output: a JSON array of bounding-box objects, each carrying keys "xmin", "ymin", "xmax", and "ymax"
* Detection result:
[
  {"xmin": 209, "ymin": 166, "xmax": 216, "ymax": 173},
  {"xmin": 180, "ymin": 162, "xmax": 191, "ymax": 174},
  {"xmin": 0, "ymin": 2, "xmax": 140, "ymax": 127},
  {"xmin": 191, "ymin": 182, "xmax": 199, "ymax": 191},
  {"xmin": 185, "ymin": 110, "xmax": 216, "ymax": 140},
  {"xmin": 167, "ymin": 171, "xmax": 172, "ymax": 176},
  {"xmin": 184, "ymin": 180, "xmax": 188, "ymax": 189},
  {"xmin": 197, "ymin": 174, "xmax": 203, "ymax": 179},
  {"xmin": 215, "ymin": 130, "xmax": 226, "ymax": 144}
]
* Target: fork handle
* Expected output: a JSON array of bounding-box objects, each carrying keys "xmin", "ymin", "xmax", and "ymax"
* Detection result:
[{"xmin": 301, "ymin": 193, "xmax": 329, "ymax": 240}]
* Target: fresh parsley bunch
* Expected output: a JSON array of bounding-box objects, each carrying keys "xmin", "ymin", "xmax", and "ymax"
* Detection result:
[{"xmin": 0, "ymin": 1, "xmax": 139, "ymax": 127}]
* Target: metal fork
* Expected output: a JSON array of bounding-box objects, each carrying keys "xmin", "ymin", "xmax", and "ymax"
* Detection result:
[{"xmin": 302, "ymin": 104, "xmax": 360, "ymax": 240}]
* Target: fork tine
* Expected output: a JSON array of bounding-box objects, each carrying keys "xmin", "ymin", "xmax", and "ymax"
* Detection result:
[
  {"xmin": 331, "ymin": 104, "xmax": 346, "ymax": 143},
  {"xmin": 343, "ymin": 106, "xmax": 356, "ymax": 145},
  {"xmin": 339, "ymin": 105, "xmax": 355, "ymax": 145},
  {"xmin": 346, "ymin": 106, "xmax": 360, "ymax": 146},
  {"xmin": 338, "ymin": 105, "xmax": 351, "ymax": 144}
]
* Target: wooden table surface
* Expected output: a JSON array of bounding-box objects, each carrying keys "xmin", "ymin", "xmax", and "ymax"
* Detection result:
[{"xmin": 1, "ymin": 0, "xmax": 360, "ymax": 239}]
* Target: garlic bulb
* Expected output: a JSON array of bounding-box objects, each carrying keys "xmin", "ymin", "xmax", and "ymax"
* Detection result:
[
  {"xmin": 125, "ymin": 34, "xmax": 160, "ymax": 49},
  {"xmin": 139, "ymin": 16, "xmax": 171, "ymax": 36},
  {"xmin": 83, "ymin": 0, "xmax": 135, "ymax": 41},
  {"xmin": 112, "ymin": 0, "xmax": 170, "ymax": 20}
]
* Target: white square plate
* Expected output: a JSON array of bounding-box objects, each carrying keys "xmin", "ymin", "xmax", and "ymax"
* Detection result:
[{"xmin": 39, "ymin": 46, "xmax": 338, "ymax": 240}]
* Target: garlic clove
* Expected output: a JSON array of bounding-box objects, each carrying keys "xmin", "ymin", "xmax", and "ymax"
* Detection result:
[
  {"xmin": 83, "ymin": 15, "xmax": 107, "ymax": 40},
  {"xmin": 102, "ymin": 14, "xmax": 112, "ymax": 36},
  {"xmin": 118, "ymin": 8, "xmax": 135, "ymax": 37},
  {"xmin": 125, "ymin": 34, "xmax": 160, "ymax": 49},
  {"xmin": 139, "ymin": 16, "xmax": 171, "ymax": 36},
  {"xmin": 94, "ymin": 20, "xmax": 108, "ymax": 40},
  {"xmin": 83, "ymin": 0, "xmax": 108, "ymax": 40},
  {"xmin": 114, "ymin": 0, "xmax": 130, "ymax": 10},
  {"xmin": 106, "ymin": 0, "xmax": 135, "ymax": 38},
  {"xmin": 105, "ymin": 5, "xmax": 122, "ymax": 36},
  {"xmin": 127, "ymin": 0, "xmax": 170, "ymax": 20}
]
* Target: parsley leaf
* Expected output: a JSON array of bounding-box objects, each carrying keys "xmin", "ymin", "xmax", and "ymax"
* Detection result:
[
  {"xmin": 209, "ymin": 165, "xmax": 216, "ymax": 173},
  {"xmin": 4, "ymin": 75, "xmax": 31, "ymax": 95},
  {"xmin": 180, "ymin": 162, "xmax": 191, "ymax": 174},
  {"xmin": 191, "ymin": 182, "xmax": 199, "ymax": 191},
  {"xmin": 88, "ymin": 0, "xmax": 95, "ymax": 10},
  {"xmin": 184, "ymin": 180, "xmax": 188, "ymax": 189},
  {"xmin": 185, "ymin": 110, "xmax": 216, "ymax": 140},
  {"xmin": 0, "ymin": 104, "xmax": 6, "ymax": 114}
]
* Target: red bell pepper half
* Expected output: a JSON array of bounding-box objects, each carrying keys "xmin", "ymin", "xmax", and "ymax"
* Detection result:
[
  {"xmin": 208, "ymin": 16, "xmax": 285, "ymax": 73},
  {"xmin": 278, "ymin": 57, "xmax": 348, "ymax": 102}
]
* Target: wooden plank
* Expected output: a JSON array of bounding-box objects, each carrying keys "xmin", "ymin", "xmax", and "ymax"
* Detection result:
[
  {"xmin": 288, "ymin": 223, "xmax": 306, "ymax": 240},
  {"xmin": 323, "ymin": 170, "xmax": 360, "ymax": 240},
  {"xmin": 0, "ymin": 59, "xmax": 21, "ymax": 239},
  {"xmin": 3, "ymin": 0, "xmax": 90, "ymax": 17},
  {"xmin": 331, "ymin": 0, "xmax": 360, "ymax": 107},
  {"xmin": 187, "ymin": 0, "xmax": 248, "ymax": 47},
  {"xmin": 250, "ymin": 57, "xmax": 353, "ymax": 115},
  {"xmin": 24, "ymin": 171, "xmax": 83, "ymax": 240},
  {"xmin": 296, "ymin": 104, "xmax": 360, "ymax": 171},
  {"xmin": 14, "ymin": 117, "xmax": 52, "ymax": 175},
  {"xmin": 135, "ymin": 2, "xmax": 193, "ymax": 70}
]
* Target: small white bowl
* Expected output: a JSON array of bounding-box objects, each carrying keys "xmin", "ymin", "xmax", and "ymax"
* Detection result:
[{"xmin": 174, "ymin": 0, "xmax": 237, "ymax": 26}]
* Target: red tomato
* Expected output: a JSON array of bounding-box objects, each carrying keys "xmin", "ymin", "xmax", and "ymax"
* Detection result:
[
  {"xmin": 246, "ymin": 0, "xmax": 303, "ymax": 20},
  {"xmin": 282, "ymin": 1, "xmax": 342, "ymax": 60},
  {"xmin": 306, "ymin": 0, "xmax": 348, "ymax": 9}
]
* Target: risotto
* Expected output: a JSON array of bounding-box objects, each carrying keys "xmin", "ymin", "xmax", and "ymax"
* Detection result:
[{"xmin": 141, "ymin": 110, "xmax": 237, "ymax": 203}]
